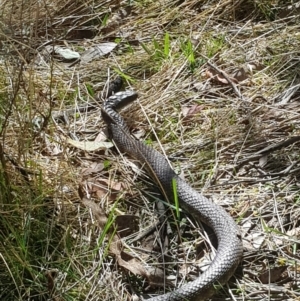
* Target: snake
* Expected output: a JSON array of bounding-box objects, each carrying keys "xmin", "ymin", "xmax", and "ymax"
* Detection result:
[{"xmin": 101, "ymin": 79, "xmax": 243, "ymax": 301}]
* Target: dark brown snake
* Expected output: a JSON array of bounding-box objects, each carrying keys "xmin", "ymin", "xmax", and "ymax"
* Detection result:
[{"xmin": 101, "ymin": 81, "xmax": 243, "ymax": 301}]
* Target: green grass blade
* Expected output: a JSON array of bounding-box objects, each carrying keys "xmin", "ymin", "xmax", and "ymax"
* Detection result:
[
  {"xmin": 164, "ymin": 32, "xmax": 170, "ymax": 58},
  {"xmin": 172, "ymin": 178, "xmax": 180, "ymax": 219}
]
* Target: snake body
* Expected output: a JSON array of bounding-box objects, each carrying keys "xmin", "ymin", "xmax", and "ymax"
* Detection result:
[{"xmin": 102, "ymin": 89, "xmax": 243, "ymax": 301}]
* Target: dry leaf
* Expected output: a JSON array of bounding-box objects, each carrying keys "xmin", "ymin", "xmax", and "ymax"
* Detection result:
[
  {"xmin": 250, "ymin": 231, "xmax": 265, "ymax": 249},
  {"xmin": 182, "ymin": 104, "xmax": 203, "ymax": 118},
  {"xmin": 95, "ymin": 131, "xmax": 108, "ymax": 142},
  {"xmin": 259, "ymin": 155, "xmax": 268, "ymax": 167},
  {"xmin": 232, "ymin": 67, "xmax": 249, "ymax": 82},
  {"xmin": 45, "ymin": 269, "xmax": 58, "ymax": 293},
  {"xmin": 206, "ymin": 67, "xmax": 238, "ymax": 85},
  {"xmin": 192, "ymin": 82, "xmax": 205, "ymax": 91},
  {"xmin": 45, "ymin": 45, "xmax": 80, "ymax": 61},
  {"xmin": 82, "ymin": 162, "xmax": 105, "ymax": 176},
  {"xmin": 82, "ymin": 198, "xmax": 112, "ymax": 228},
  {"xmin": 259, "ymin": 266, "xmax": 287, "ymax": 284},
  {"xmin": 67, "ymin": 138, "xmax": 113, "ymax": 151},
  {"xmin": 247, "ymin": 62, "xmax": 265, "ymax": 72},
  {"xmin": 53, "ymin": 47, "xmax": 80, "ymax": 60},
  {"xmin": 80, "ymin": 177, "xmax": 127, "ymax": 201},
  {"xmin": 286, "ymin": 227, "xmax": 300, "ymax": 237},
  {"xmin": 81, "ymin": 43, "xmax": 117, "ymax": 64},
  {"xmin": 82, "ymin": 198, "xmax": 165, "ymax": 286}
]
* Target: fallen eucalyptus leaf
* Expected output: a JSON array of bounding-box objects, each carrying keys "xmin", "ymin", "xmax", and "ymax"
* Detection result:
[
  {"xmin": 81, "ymin": 42, "xmax": 117, "ymax": 63},
  {"xmin": 67, "ymin": 138, "xmax": 113, "ymax": 151},
  {"xmin": 46, "ymin": 46, "xmax": 80, "ymax": 61}
]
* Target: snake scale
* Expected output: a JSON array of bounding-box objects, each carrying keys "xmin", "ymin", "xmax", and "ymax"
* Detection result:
[{"xmin": 101, "ymin": 79, "xmax": 243, "ymax": 301}]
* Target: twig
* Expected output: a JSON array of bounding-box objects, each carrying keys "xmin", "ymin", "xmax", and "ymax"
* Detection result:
[
  {"xmin": 200, "ymin": 53, "xmax": 244, "ymax": 101},
  {"xmin": 239, "ymin": 136, "xmax": 300, "ymax": 165}
]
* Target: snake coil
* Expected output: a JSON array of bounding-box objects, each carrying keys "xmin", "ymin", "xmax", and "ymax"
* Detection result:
[{"xmin": 101, "ymin": 83, "xmax": 243, "ymax": 301}]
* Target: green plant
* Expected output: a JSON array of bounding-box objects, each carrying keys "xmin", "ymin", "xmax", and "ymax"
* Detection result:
[
  {"xmin": 206, "ymin": 34, "xmax": 226, "ymax": 58},
  {"xmin": 180, "ymin": 38, "xmax": 196, "ymax": 72},
  {"xmin": 141, "ymin": 32, "xmax": 171, "ymax": 62},
  {"xmin": 254, "ymin": 0, "xmax": 277, "ymax": 21},
  {"xmin": 172, "ymin": 178, "xmax": 180, "ymax": 219}
]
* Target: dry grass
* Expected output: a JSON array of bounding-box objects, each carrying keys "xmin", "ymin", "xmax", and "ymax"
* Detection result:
[{"xmin": 0, "ymin": 0, "xmax": 300, "ymax": 300}]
